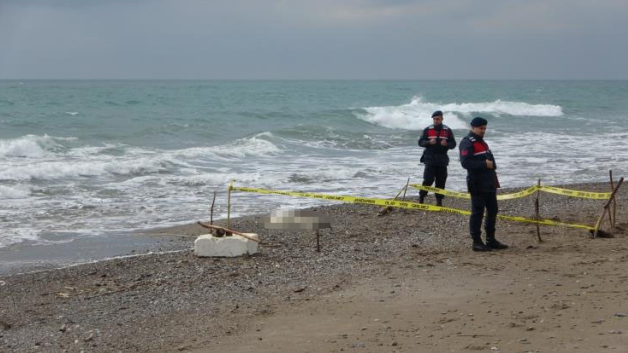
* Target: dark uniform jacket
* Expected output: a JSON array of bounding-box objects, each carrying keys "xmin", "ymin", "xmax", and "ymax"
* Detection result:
[
  {"xmin": 418, "ymin": 124, "xmax": 456, "ymax": 166},
  {"xmin": 459, "ymin": 131, "xmax": 500, "ymax": 193}
]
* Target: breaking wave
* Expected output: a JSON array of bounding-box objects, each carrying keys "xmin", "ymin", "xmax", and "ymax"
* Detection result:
[
  {"xmin": 356, "ymin": 96, "xmax": 563, "ymax": 130},
  {"xmin": 0, "ymin": 135, "xmax": 62, "ymax": 158}
]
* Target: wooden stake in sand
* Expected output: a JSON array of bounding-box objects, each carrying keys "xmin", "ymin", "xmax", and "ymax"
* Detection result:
[
  {"xmin": 534, "ymin": 179, "xmax": 543, "ymax": 243},
  {"xmin": 402, "ymin": 177, "xmax": 410, "ymax": 201},
  {"xmin": 610, "ymin": 170, "xmax": 617, "ymax": 229},
  {"xmin": 210, "ymin": 190, "xmax": 217, "ymax": 225},
  {"xmin": 594, "ymin": 177, "xmax": 623, "ymax": 238},
  {"xmin": 227, "ymin": 181, "xmax": 233, "ymax": 229},
  {"xmin": 377, "ymin": 178, "xmax": 410, "ymax": 216}
]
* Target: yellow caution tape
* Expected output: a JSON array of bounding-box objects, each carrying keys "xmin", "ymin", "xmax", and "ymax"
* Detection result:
[
  {"xmin": 496, "ymin": 186, "xmax": 539, "ymax": 200},
  {"xmin": 411, "ymin": 184, "xmax": 610, "ymax": 200},
  {"xmin": 409, "ymin": 185, "xmax": 471, "ymax": 199},
  {"xmin": 497, "ymin": 215, "xmax": 594, "ymax": 231},
  {"xmin": 232, "ymin": 186, "xmax": 596, "ymax": 231},
  {"xmin": 410, "ymin": 184, "xmax": 539, "ymax": 200},
  {"xmin": 538, "ymin": 186, "xmax": 611, "ymax": 200}
]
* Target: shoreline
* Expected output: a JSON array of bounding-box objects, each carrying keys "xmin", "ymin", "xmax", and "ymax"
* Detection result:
[
  {"xmin": 1, "ymin": 181, "xmax": 626, "ymax": 352},
  {"xmin": 0, "ymin": 231, "xmax": 189, "ymax": 277},
  {"xmin": 0, "ymin": 181, "xmax": 617, "ymax": 276}
]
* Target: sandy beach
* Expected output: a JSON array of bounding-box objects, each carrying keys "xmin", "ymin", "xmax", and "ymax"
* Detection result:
[{"xmin": 1, "ymin": 182, "xmax": 627, "ymax": 353}]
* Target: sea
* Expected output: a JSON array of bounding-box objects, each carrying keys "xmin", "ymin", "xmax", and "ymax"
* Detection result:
[{"xmin": 1, "ymin": 80, "xmax": 627, "ymax": 251}]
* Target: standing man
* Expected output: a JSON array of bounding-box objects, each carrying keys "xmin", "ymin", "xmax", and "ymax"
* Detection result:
[
  {"xmin": 459, "ymin": 117, "xmax": 508, "ymax": 252},
  {"xmin": 418, "ymin": 110, "xmax": 456, "ymax": 206}
]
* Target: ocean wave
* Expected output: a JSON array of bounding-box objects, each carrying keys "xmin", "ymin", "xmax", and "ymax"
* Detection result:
[
  {"xmin": 0, "ymin": 185, "xmax": 30, "ymax": 199},
  {"xmin": 275, "ymin": 127, "xmax": 398, "ymax": 151},
  {"xmin": 0, "ymin": 135, "xmax": 63, "ymax": 158},
  {"xmin": 0, "ymin": 228, "xmax": 40, "ymax": 248},
  {"xmin": 0, "ymin": 156, "xmax": 176, "ymax": 181},
  {"xmin": 279, "ymin": 135, "xmax": 394, "ymax": 151},
  {"xmin": 174, "ymin": 133, "xmax": 281, "ymax": 160},
  {"xmin": 356, "ymin": 96, "xmax": 563, "ymax": 130},
  {"xmin": 284, "ymin": 166, "xmax": 372, "ymax": 184},
  {"xmin": 0, "ymin": 133, "xmax": 282, "ymax": 181},
  {"xmin": 163, "ymin": 172, "xmax": 266, "ymax": 187}
]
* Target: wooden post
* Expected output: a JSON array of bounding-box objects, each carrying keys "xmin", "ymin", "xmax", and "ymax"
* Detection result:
[
  {"xmin": 534, "ymin": 179, "xmax": 543, "ymax": 242},
  {"xmin": 594, "ymin": 177, "xmax": 624, "ymax": 238},
  {"xmin": 606, "ymin": 209, "xmax": 614, "ymax": 237},
  {"xmin": 610, "ymin": 170, "xmax": 616, "ymax": 229},
  {"xmin": 210, "ymin": 190, "xmax": 217, "ymax": 225},
  {"xmin": 197, "ymin": 222, "xmax": 260, "ymax": 243},
  {"xmin": 227, "ymin": 181, "xmax": 233, "ymax": 229},
  {"xmin": 316, "ymin": 229, "xmax": 320, "ymax": 252},
  {"xmin": 378, "ymin": 179, "xmax": 410, "ymax": 216},
  {"xmin": 402, "ymin": 177, "xmax": 410, "ymax": 201}
]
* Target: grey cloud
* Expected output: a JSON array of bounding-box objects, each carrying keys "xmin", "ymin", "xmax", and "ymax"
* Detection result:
[{"xmin": 0, "ymin": 0, "xmax": 627, "ymax": 79}]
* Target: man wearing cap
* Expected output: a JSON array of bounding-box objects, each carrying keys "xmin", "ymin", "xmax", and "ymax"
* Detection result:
[
  {"xmin": 417, "ymin": 110, "xmax": 457, "ymax": 206},
  {"xmin": 459, "ymin": 117, "xmax": 508, "ymax": 252}
]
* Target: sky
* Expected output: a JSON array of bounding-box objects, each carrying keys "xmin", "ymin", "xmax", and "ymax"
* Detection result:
[{"xmin": 1, "ymin": 0, "xmax": 627, "ymax": 79}]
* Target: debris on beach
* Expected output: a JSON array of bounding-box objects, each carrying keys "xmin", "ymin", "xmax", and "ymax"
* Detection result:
[{"xmin": 195, "ymin": 222, "xmax": 259, "ymax": 257}]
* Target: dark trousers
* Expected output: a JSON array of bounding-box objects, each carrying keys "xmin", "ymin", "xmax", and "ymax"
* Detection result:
[
  {"xmin": 470, "ymin": 192, "xmax": 498, "ymax": 241},
  {"xmin": 419, "ymin": 165, "xmax": 448, "ymax": 201}
]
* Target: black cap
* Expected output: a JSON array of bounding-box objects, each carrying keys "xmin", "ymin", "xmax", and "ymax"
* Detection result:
[
  {"xmin": 431, "ymin": 110, "xmax": 443, "ymax": 118},
  {"xmin": 470, "ymin": 117, "xmax": 488, "ymax": 127}
]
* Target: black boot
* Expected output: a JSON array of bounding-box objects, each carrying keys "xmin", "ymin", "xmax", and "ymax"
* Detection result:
[
  {"xmin": 436, "ymin": 198, "xmax": 443, "ymax": 207},
  {"xmin": 472, "ymin": 242, "xmax": 492, "ymax": 252},
  {"xmin": 486, "ymin": 235, "xmax": 509, "ymax": 250},
  {"xmin": 471, "ymin": 235, "xmax": 492, "ymax": 252},
  {"xmin": 419, "ymin": 196, "xmax": 425, "ymax": 204}
]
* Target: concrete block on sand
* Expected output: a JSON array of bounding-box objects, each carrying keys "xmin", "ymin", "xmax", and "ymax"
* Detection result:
[{"xmin": 194, "ymin": 233, "xmax": 259, "ymax": 257}]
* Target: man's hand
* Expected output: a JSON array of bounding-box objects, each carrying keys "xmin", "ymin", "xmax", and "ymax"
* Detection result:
[
  {"xmin": 440, "ymin": 139, "xmax": 447, "ymax": 146},
  {"xmin": 429, "ymin": 139, "xmax": 437, "ymax": 145},
  {"xmin": 486, "ymin": 160, "xmax": 494, "ymax": 169}
]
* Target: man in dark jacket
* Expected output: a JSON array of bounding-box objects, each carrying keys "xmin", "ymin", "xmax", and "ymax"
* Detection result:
[
  {"xmin": 459, "ymin": 117, "xmax": 508, "ymax": 252},
  {"xmin": 418, "ymin": 110, "xmax": 456, "ymax": 206}
]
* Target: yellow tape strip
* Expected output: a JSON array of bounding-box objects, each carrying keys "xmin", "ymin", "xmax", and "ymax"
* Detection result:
[
  {"xmin": 411, "ymin": 184, "xmax": 538, "ymax": 200},
  {"xmin": 496, "ymin": 186, "xmax": 539, "ymax": 200},
  {"xmin": 497, "ymin": 215, "xmax": 594, "ymax": 231},
  {"xmin": 538, "ymin": 186, "xmax": 611, "ymax": 200},
  {"xmin": 409, "ymin": 185, "xmax": 471, "ymax": 199},
  {"xmin": 411, "ymin": 184, "xmax": 610, "ymax": 200},
  {"xmin": 232, "ymin": 186, "xmax": 595, "ymax": 231}
]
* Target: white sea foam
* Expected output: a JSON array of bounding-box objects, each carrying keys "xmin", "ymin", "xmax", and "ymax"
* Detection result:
[
  {"xmin": 0, "ymin": 185, "xmax": 30, "ymax": 199},
  {"xmin": 357, "ymin": 96, "xmax": 563, "ymax": 131},
  {"xmin": 487, "ymin": 131, "xmax": 628, "ymax": 185},
  {"xmin": 0, "ymin": 228, "xmax": 41, "ymax": 248},
  {"xmin": 439, "ymin": 99, "xmax": 563, "ymax": 117},
  {"xmin": 172, "ymin": 174, "xmax": 261, "ymax": 188},
  {"xmin": 0, "ymin": 134, "xmax": 281, "ymax": 182},
  {"xmin": 175, "ymin": 134, "xmax": 281, "ymax": 160},
  {"xmin": 279, "ymin": 134, "xmax": 395, "ymax": 151},
  {"xmin": 0, "ymin": 135, "xmax": 61, "ymax": 158},
  {"xmin": 65, "ymin": 112, "xmax": 79, "ymax": 116},
  {"xmin": 0, "ymin": 156, "xmax": 174, "ymax": 181}
]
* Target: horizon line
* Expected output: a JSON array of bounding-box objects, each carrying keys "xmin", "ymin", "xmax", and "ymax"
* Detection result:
[{"xmin": 1, "ymin": 78, "xmax": 627, "ymax": 81}]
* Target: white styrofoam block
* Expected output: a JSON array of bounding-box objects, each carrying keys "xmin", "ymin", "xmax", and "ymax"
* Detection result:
[{"xmin": 194, "ymin": 233, "xmax": 259, "ymax": 257}]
